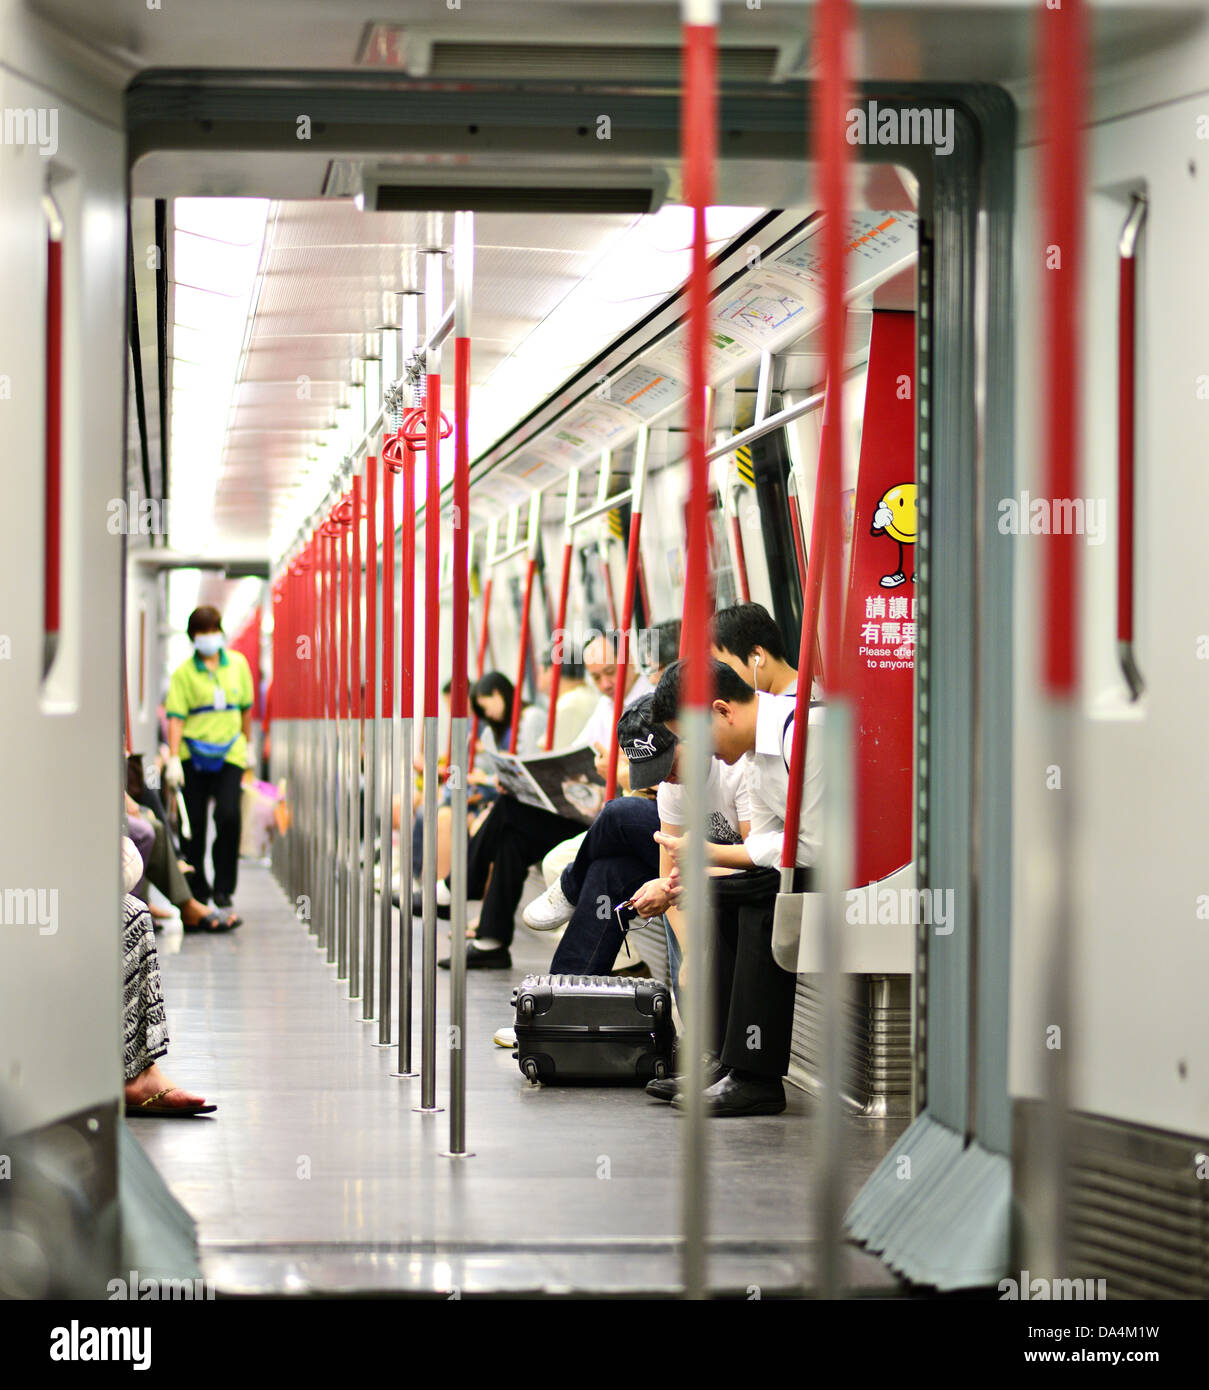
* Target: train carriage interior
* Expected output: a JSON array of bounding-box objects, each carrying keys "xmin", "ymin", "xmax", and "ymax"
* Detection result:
[{"xmin": 2, "ymin": 0, "xmax": 1208, "ymax": 1322}]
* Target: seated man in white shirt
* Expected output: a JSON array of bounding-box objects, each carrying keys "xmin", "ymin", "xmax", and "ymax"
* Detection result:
[
  {"xmin": 648, "ymin": 658, "xmax": 823, "ymax": 1117},
  {"xmin": 711, "ymin": 601, "xmax": 799, "ymax": 697},
  {"xmin": 440, "ymin": 634, "xmax": 652, "ymax": 971}
]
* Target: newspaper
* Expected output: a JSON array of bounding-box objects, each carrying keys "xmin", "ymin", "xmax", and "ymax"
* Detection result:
[{"xmin": 479, "ymin": 745, "xmax": 607, "ymax": 825}]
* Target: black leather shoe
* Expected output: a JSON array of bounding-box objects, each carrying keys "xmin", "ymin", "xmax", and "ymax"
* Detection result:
[
  {"xmin": 672, "ymin": 1070, "xmax": 786, "ymax": 1116},
  {"xmin": 646, "ymin": 1055, "xmax": 726, "ymax": 1103},
  {"xmin": 394, "ymin": 889, "xmax": 450, "ymax": 920},
  {"xmin": 438, "ymin": 944, "xmax": 511, "ymax": 971},
  {"xmin": 213, "ymin": 892, "xmax": 233, "ymax": 909}
]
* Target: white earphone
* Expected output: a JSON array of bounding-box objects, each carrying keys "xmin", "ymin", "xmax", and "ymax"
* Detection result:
[{"xmin": 751, "ymin": 651, "xmax": 763, "ymax": 687}]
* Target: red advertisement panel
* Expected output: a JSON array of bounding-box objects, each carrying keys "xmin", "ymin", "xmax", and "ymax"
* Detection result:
[{"xmin": 843, "ymin": 311, "xmax": 915, "ymax": 884}]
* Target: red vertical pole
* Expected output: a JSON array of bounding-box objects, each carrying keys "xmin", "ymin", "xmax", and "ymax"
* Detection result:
[
  {"xmin": 678, "ymin": 0, "xmax": 718, "ymax": 1303},
  {"xmin": 305, "ymin": 536, "xmax": 315, "ymax": 722},
  {"xmin": 600, "ymin": 544, "xmax": 619, "ymax": 631},
  {"xmin": 468, "ymin": 574, "xmax": 493, "ymax": 770},
  {"xmin": 544, "ymin": 543, "xmax": 574, "ymax": 751},
  {"xmin": 284, "ymin": 564, "xmax": 294, "ymax": 719},
  {"xmin": 382, "ymin": 452, "xmax": 396, "ymax": 728},
  {"xmin": 475, "ymin": 578, "xmax": 493, "ymax": 677},
  {"xmin": 729, "ymin": 512, "xmax": 751, "ymax": 603},
  {"xmin": 681, "ymin": 18, "xmax": 716, "ymax": 719},
  {"xmin": 510, "ymin": 555, "xmax": 537, "ymax": 753},
  {"xmin": 325, "ymin": 518, "xmax": 336, "ymax": 731},
  {"xmin": 636, "ymin": 551, "xmax": 652, "ymax": 626},
  {"xmin": 782, "ymin": 0, "xmax": 852, "ymax": 869},
  {"xmin": 1041, "ymin": 0, "xmax": 1086, "ymax": 697},
  {"xmin": 605, "ymin": 504, "xmax": 644, "ymax": 798},
  {"xmin": 308, "ymin": 537, "xmax": 318, "ymax": 724},
  {"xmin": 351, "ymin": 474, "xmax": 363, "ymax": 727},
  {"xmin": 452, "ymin": 346, "xmax": 471, "ymax": 727},
  {"xmin": 365, "ymin": 457, "xmax": 377, "ymax": 723},
  {"xmin": 425, "ymin": 397, "xmax": 441, "ymax": 727},
  {"xmin": 339, "ymin": 493, "xmax": 351, "ymax": 725},
  {"xmin": 786, "ymin": 492, "xmax": 809, "ymax": 592},
  {"xmin": 402, "ymin": 445, "xmax": 416, "ymax": 737}
]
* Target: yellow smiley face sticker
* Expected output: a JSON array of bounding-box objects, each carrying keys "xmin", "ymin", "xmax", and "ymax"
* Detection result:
[{"xmin": 879, "ymin": 484, "xmax": 918, "ymax": 545}]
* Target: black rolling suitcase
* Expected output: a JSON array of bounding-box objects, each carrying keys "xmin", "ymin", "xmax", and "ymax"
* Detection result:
[{"xmin": 512, "ymin": 974, "xmax": 675, "ymax": 1085}]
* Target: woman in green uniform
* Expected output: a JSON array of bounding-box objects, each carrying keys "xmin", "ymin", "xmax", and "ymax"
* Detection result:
[{"xmin": 164, "ymin": 606, "xmax": 254, "ymax": 911}]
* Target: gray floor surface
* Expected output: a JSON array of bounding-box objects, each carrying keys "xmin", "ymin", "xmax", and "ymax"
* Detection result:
[{"xmin": 131, "ymin": 860, "xmax": 905, "ymax": 1296}]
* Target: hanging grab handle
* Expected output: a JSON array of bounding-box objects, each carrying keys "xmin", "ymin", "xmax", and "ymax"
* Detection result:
[
  {"xmin": 398, "ymin": 405, "xmax": 451, "ymax": 450},
  {"xmin": 1117, "ymin": 194, "xmax": 1146, "ymax": 702},
  {"xmin": 43, "ymin": 192, "xmax": 64, "ymax": 679}
]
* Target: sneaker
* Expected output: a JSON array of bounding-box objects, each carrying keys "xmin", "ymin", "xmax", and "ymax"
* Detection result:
[
  {"xmin": 493, "ymin": 1025, "xmax": 516, "ymax": 1048},
  {"xmin": 522, "ymin": 879, "xmax": 575, "ymax": 931}
]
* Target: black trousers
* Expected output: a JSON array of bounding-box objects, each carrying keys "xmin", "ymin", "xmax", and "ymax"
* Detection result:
[
  {"xmin": 549, "ymin": 796, "xmax": 662, "ymax": 975},
  {"xmin": 181, "ymin": 760, "xmax": 243, "ymax": 901},
  {"xmin": 710, "ymin": 867, "xmax": 798, "ymax": 1079},
  {"xmin": 466, "ymin": 794, "xmax": 584, "ymax": 947}
]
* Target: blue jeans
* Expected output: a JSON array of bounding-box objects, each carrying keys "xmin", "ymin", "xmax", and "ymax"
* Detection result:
[
  {"xmin": 549, "ymin": 796, "xmax": 661, "ymax": 975},
  {"xmin": 665, "ymin": 918, "xmax": 682, "ymax": 1007}
]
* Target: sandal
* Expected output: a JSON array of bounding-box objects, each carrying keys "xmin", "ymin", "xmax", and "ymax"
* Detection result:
[
  {"xmin": 182, "ymin": 910, "xmax": 237, "ymax": 934},
  {"xmin": 126, "ymin": 1087, "xmax": 216, "ymax": 1118}
]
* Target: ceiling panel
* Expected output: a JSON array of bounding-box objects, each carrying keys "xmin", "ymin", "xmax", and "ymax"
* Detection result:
[{"xmin": 185, "ymin": 198, "xmax": 645, "ymax": 551}]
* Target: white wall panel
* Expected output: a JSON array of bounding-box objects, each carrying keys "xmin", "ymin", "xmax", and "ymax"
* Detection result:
[
  {"xmin": 0, "ymin": 64, "xmax": 125, "ymax": 1133},
  {"xmin": 1009, "ymin": 87, "xmax": 1209, "ymax": 1138}
]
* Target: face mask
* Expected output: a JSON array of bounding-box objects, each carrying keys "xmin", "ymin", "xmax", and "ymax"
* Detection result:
[{"xmin": 194, "ymin": 632, "xmax": 224, "ymax": 657}]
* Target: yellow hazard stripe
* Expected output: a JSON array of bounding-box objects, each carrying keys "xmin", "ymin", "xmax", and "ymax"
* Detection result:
[
  {"xmin": 735, "ymin": 444, "xmax": 755, "ymax": 487},
  {"xmin": 608, "ymin": 507, "xmax": 624, "ymax": 539}
]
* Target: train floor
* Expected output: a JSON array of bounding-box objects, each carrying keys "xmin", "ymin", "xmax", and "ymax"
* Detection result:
[{"xmin": 131, "ymin": 860, "xmax": 907, "ymax": 1297}]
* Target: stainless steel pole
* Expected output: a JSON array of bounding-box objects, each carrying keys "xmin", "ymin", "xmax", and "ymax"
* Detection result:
[
  {"xmin": 444, "ymin": 208, "xmax": 475, "ymax": 1156},
  {"xmin": 336, "ymin": 500, "xmax": 350, "ymax": 980},
  {"xmin": 679, "ymin": 0, "xmax": 717, "ymax": 1300},
  {"xmin": 376, "ymin": 430, "xmax": 397, "ymax": 1047},
  {"xmin": 416, "ymin": 239, "xmax": 445, "ymax": 1114},
  {"xmin": 348, "ymin": 471, "xmax": 364, "ymax": 1001},
  {"xmin": 361, "ymin": 454, "xmax": 379, "ymax": 1021},
  {"xmin": 391, "ymin": 295, "xmax": 420, "ymax": 1079}
]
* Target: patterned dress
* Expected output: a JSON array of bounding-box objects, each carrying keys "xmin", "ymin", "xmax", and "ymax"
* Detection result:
[{"xmin": 122, "ymin": 893, "xmax": 169, "ymax": 1080}]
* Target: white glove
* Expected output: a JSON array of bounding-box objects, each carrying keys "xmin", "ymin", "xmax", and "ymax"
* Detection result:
[{"xmin": 165, "ymin": 754, "xmax": 185, "ymax": 788}]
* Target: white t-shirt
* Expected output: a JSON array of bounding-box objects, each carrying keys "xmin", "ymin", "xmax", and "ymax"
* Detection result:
[{"xmin": 657, "ymin": 757, "xmax": 750, "ymax": 845}]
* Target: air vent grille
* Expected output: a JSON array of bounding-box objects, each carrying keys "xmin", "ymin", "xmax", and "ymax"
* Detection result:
[
  {"xmin": 427, "ymin": 42, "xmax": 781, "ymax": 83},
  {"xmin": 1066, "ymin": 1115, "xmax": 1209, "ymax": 1299}
]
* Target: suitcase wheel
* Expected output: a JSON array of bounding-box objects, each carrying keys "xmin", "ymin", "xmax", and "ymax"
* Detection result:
[
  {"xmin": 654, "ymin": 1058, "xmax": 668, "ymax": 1080},
  {"xmin": 522, "ymin": 1058, "xmax": 540, "ymax": 1085}
]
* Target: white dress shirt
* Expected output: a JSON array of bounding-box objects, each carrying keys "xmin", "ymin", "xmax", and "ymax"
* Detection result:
[
  {"xmin": 742, "ymin": 691, "xmax": 824, "ymax": 869},
  {"xmin": 575, "ymin": 672, "xmax": 654, "ymax": 752}
]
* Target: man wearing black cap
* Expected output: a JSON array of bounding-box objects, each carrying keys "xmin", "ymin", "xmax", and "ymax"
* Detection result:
[{"xmin": 521, "ymin": 696, "xmax": 677, "ymax": 974}]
